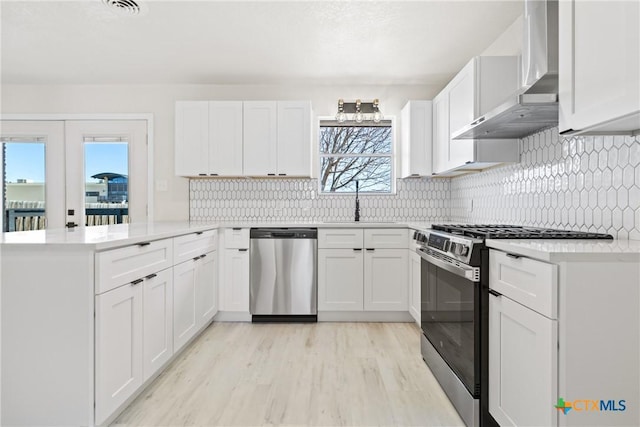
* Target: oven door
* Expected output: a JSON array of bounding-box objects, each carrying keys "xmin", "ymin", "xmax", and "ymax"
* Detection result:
[{"xmin": 419, "ymin": 248, "xmax": 481, "ymax": 397}]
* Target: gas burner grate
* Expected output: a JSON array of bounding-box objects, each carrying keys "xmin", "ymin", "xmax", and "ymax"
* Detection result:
[{"xmin": 431, "ymin": 224, "xmax": 614, "ymax": 240}]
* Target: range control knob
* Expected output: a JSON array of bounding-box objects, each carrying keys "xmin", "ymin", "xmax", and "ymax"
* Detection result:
[
  {"xmin": 458, "ymin": 245, "xmax": 469, "ymax": 256},
  {"xmin": 449, "ymin": 242, "xmax": 459, "ymax": 255}
]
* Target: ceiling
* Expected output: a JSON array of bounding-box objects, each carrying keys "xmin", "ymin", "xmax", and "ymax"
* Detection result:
[{"xmin": 1, "ymin": 0, "xmax": 523, "ymax": 87}]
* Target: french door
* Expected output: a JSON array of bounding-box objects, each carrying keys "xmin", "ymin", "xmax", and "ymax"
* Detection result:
[{"xmin": 0, "ymin": 119, "xmax": 148, "ymax": 231}]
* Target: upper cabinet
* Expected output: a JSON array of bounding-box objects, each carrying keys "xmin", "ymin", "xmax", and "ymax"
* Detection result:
[
  {"xmin": 432, "ymin": 56, "xmax": 521, "ymax": 176},
  {"xmin": 175, "ymin": 100, "xmax": 312, "ymax": 177},
  {"xmin": 559, "ymin": 0, "xmax": 640, "ymax": 135},
  {"xmin": 400, "ymin": 100, "xmax": 432, "ymax": 178}
]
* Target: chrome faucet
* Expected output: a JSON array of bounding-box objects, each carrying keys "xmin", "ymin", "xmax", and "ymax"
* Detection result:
[{"xmin": 354, "ymin": 180, "xmax": 360, "ymax": 222}]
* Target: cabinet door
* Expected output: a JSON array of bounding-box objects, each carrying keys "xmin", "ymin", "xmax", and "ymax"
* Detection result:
[
  {"xmin": 95, "ymin": 283, "xmax": 143, "ymax": 426},
  {"xmin": 277, "ymin": 101, "xmax": 311, "ymax": 176},
  {"xmin": 143, "ymin": 268, "xmax": 173, "ymax": 381},
  {"xmin": 447, "ymin": 60, "xmax": 475, "ymax": 167},
  {"xmin": 409, "ymin": 251, "xmax": 421, "ymax": 324},
  {"xmin": 559, "ymin": 0, "xmax": 640, "ymax": 134},
  {"xmin": 175, "ymin": 101, "xmax": 209, "ymax": 176},
  {"xmin": 196, "ymin": 251, "xmax": 217, "ymax": 327},
  {"xmin": 400, "ymin": 100, "xmax": 432, "ymax": 177},
  {"xmin": 173, "ymin": 260, "xmax": 198, "ymax": 352},
  {"xmin": 489, "ymin": 294, "xmax": 558, "ymax": 427},
  {"xmin": 209, "ymin": 101, "xmax": 243, "ymax": 176},
  {"xmin": 364, "ymin": 249, "xmax": 408, "ymax": 311},
  {"xmin": 221, "ymin": 249, "xmax": 250, "ymax": 312},
  {"xmin": 243, "ymin": 101, "xmax": 277, "ymax": 176},
  {"xmin": 317, "ymin": 248, "xmax": 364, "ymax": 311},
  {"xmin": 432, "ymin": 91, "xmax": 451, "ymax": 174}
]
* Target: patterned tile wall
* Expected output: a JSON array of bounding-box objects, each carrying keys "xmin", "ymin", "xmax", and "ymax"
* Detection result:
[
  {"xmin": 450, "ymin": 128, "xmax": 640, "ymax": 239},
  {"xmin": 190, "ymin": 178, "xmax": 450, "ymax": 223}
]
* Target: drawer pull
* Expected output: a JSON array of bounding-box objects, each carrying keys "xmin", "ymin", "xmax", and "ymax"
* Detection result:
[
  {"xmin": 506, "ymin": 253, "xmax": 521, "ymax": 259},
  {"xmin": 200, "ymin": 253, "xmax": 207, "ymax": 259},
  {"xmin": 145, "ymin": 273, "xmax": 157, "ymax": 280},
  {"xmin": 195, "ymin": 231, "xmax": 203, "ymax": 235},
  {"xmin": 267, "ymin": 173, "xmax": 276, "ymax": 176},
  {"xmin": 232, "ymin": 227, "xmax": 242, "ymax": 231},
  {"xmin": 366, "ymin": 248, "xmax": 375, "ymax": 251},
  {"xmin": 198, "ymin": 173, "xmax": 207, "ymax": 176},
  {"xmin": 193, "ymin": 256, "xmax": 201, "ymax": 261},
  {"xmin": 131, "ymin": 278, "xmax": 144, "ymax": 285},
  {"xmin": 353, "ymin": 248, "xmax": 362, "ymax": 252},
  {"xmin": 138, "ymin": 242, "xmax": 151, "ymax": 247},
  {"xmin": 239, "ymin": 248, "xmax": 248, "ymax": 252},
  {"xmin": 489, "ymin": 289, "xmax": 502, "ymax": 297}
]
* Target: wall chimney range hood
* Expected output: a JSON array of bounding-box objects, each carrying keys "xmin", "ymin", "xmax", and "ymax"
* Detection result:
[{"xmin": 453, "ymin": 0, "xmax": 558, "ymax": 140}]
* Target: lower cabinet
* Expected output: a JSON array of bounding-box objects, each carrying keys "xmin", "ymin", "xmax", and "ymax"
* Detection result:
[
  {"xmin": 142, "ymin": 269, "xmax": 174, "ymax": 381},
  {"xmin": 317, "ymin": 248, "xmax": 364, "ymax": 311},
  {"xmin": 364, "ymin": 249, "xmax": 408, "ymax": 311},
  {"xmin": 408, "ymin": 250, "xmax": 421, "ymax": 324},
  {"xmin": 317, "ymin": 247, "xmax": 408, "ymax": 311},
  {"xmin": 173, "ymin": 250, "xmax": 217, "ymax": 352},
  {"xmin": 95, "ymin": 280, "xmax": 144, "ymax": 426},
  {"xmin": 221, "ymin": 248, "xmax": 250, "ymax": 312},
  {"xmin": 489, "ymin": 288, "xmax": 558, "ymax": 427}
]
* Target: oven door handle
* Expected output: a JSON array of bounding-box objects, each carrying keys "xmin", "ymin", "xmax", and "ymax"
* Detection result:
[{"xmin": 417, "ymin": 248, "xmax": 480, "ymax": 282}]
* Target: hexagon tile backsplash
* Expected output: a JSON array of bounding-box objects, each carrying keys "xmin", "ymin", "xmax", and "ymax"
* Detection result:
[
  {"xmin": 190, "ymin": 127, "xmax": 640, "ymax": 239},
  {"xmin": 190, "ymin": 177, "xmax": 450, "ymax": 223},
  {"xmin": 450, "ymin": 127, "xmax": 640, "ymax": 239}
]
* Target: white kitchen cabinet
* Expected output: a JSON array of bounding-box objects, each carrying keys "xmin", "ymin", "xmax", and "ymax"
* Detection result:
[
  {"xmin": 142, "ymin": 268, "xmax": 173, "ymax": 381},
  {"xmin": 364, "ymin": 248, "xmax": 408, "ymax": 311},
  {"xmin": 489, "ymin": 291, "xmax": 557, "ymax": 427},
  {"xmin": 243, "ymin": 101, "xmax": 278, "ymax": 176},
  {"xmin": 277, "ymin": 101, "xmax": 312, "ymax": 176},
  {"xmin": 559, "ymin": 0, "xmax": 640, "ymax": 135},
  {"xmin": 95, "ymin": 281, "xmax": 144, "ymax": 426},
  {"xmin": 173, "ymin": 259, "xmax": 198, "ymax": 352},
  {"xmin": 209, "ymin": 101, "xmax": 244, "ymax": 176},
  {"xmin": 318, "ymin": 248, "xmax": 365, "ymax": 311},
  {"xmin": 432, "ymin": 56, "xmax": 520, "ymax": 176},
  {"xmin": 175, "ymin": 101, "xmax": 209, "ymax": 176},
  {"xmin": 221, "ymin": 248, "xmax": 250, "ymax": 312},
  {"xmin": 409, "ymin": 250, "xmax": 421, "ymax": 324},
  {"xmin": 196, "ymin": 251, "xmax": 218, "ymax": 326},
  {"xmin": 400, "ymin": 100, "xmax": 432, "ymax": 178},
  {"xmin": 364, "ymin": 228, "xmax": 408, "ymax": 249},
  {"xmin": 175, "ymin": 101, "xmax": 243, "ymax": 176}
]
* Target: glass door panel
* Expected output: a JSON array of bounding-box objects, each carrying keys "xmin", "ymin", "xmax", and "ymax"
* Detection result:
[
  {"xmin": 84, "ymin": 140, "xmax": 129, "ymax": 226},
  {"xmin": 1, "ymin": 140, "xmax": 46, "ymax": 231},
  {"xmin": 0, "ymin": 121, "xmax": 65, "ymax": 231}
]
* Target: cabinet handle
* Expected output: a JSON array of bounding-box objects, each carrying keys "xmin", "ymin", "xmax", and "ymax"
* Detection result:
[
  {"xmin": 470, "ymin": 116, "xmax": 486, "ymax": 126},
  {"xmin": 366, "ymin": 248, "xmax": 375, "ymax": 251},
  {"xmin": 138, "ymin": 242, "xmax": 151, "ymax": 247},
  {"xmin": 200, "ymin": 253, "xmax": 207, "ymax": 259},
  {"xmin": 278, "ymin": 173, "xmax": 286, "ymax": 176},
  {"xmin": 193, "ymin": 256, "xmax": 201, "ymax": 261},
  {"xmin": 267, "ymin": 173, "xmax": 276, "ymax": 176},
  {"xmin": 353, "ymin": 248, "xmax": 362, "ymax": 252},
  {"xmin": 232, "ymin": 227, "xmax": 242, "ymax": 231},
  {"xmin": 131, "ymin": 278, "xmax": 144, "ymax": 285},
  {"xmin": 195, "ymin": 231, "xmax": 203, "ymax": 235},
  {"xmin": 239, "ymin": 248, "xmax": 248, "ymax": 252},
  {"xmin": 506, "ymin": 253, "xmax": 521, "ymax": 259},
  {"xmin": 198, "ymin": 173, "xmax": 207, "ymax": 176},
  {"xmin": 145, "ymin": 273, "xmax": 157, "ymax": 280},
  {"xmin": 209, "ymin": 173, "xmax": 219, "ymax": 176},
  {"xmin": 489, "ymin": 289, "xmax": 502, "ymax": 297},
  {"xmin": 559, "ymin": 128, "xmax": 575, "ymax": 135}
]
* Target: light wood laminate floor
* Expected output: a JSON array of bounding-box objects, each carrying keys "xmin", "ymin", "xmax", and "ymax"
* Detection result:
[{"xmin": 113, "ymin": 322, "xmax": 464, "ymax": 427}]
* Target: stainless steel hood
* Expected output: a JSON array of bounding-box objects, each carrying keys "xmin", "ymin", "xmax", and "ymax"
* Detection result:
[{"xmin": 453, "ymin": 0, "xmax": 558, "ymax": 140}]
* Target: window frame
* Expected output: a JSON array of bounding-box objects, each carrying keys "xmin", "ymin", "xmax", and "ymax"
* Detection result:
[{"xmin": 317, "ymin": 116, "xmax": 396, "ymax": 195}]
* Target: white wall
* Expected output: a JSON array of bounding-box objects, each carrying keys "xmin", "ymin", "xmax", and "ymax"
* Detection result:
[
  {"xmin": 481, "ymin": 15, "xmax": 523, "ymax": 57},
  {"xmin": 1, "ymin": 83, "xmax": 440, "ymax": 220}
]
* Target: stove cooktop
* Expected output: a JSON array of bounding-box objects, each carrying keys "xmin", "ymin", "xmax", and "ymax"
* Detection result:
[{"xmin": 431, "ymin": 224, "xmax": 614, "ymax": 240}]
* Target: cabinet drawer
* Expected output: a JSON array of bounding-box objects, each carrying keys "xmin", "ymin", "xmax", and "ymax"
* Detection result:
[
  {"xmin": 174, "ymin": 230, "xmax": 217, "ymax": 264},
  {"xmin": 364, "ymin": 228, "xmax": 409, "ymax": 249},
  {"xmin": 318, "ymin": 229, "xmax": 363, "ymax": 249},
  {"xmin": 224, "ymin": 228, "xmax": 250, "ymax": 249},
  {"xmin": 96, "ymin": 238, "xmax": 174, "ymax": 295},
  {"xmin": 489, "ymin": 249, "xmax": 558, "ymax": 318}
]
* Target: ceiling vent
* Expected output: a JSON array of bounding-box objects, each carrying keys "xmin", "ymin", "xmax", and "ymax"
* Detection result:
[{"xmin": 102, "ymin": 0, "xmax": 142, "ymax": 16}]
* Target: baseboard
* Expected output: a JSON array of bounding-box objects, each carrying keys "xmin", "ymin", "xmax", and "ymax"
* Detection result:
[
  {"xmin": 317, "ymin": 311, "xmax": 413, "ymax": 322},
  {"xmin": 213, "ymin": 311, "xmax": 252, "ymax": 322}
]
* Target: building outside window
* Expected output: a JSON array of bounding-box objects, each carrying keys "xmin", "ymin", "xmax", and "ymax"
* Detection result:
[{"xmin": 319, "ymin": 119, "xmax": 394, "ymax": 194}]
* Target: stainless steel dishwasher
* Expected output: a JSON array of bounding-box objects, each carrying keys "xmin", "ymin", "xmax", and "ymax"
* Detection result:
[{"xmin": 249, "ymin": 228, "xmax": 317, "ymax": 322}]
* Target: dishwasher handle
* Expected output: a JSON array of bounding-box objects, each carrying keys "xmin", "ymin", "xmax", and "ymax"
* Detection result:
[{"xmin": 271, "ymin": 232, "xmax": 295, "ymax": 238}]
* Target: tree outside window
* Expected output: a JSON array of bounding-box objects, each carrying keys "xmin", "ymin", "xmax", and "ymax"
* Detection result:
[{"xmin": 319, "ymin": 120, "xmax": 393, "ymax": 193}]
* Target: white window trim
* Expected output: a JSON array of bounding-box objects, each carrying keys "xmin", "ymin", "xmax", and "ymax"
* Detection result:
[
  {"xmin": 317, "ymin": 115, "xmax": 397, "ymax": 195},
  {"xmin": 0, "ymin": 113, "xmax": 155, "ymax": 222}
]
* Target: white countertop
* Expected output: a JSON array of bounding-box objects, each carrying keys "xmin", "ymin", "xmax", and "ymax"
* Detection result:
[
  {"xmin": 214, "ymin": 221, "xmax": 431, "ymax": 230},
  {"xmin": 0, "ymin": 222, "xmax": 218, "ymax": 250},
  {"xmin": 486, "ymin": 238, "xmax": 640, "ymax": 262}
]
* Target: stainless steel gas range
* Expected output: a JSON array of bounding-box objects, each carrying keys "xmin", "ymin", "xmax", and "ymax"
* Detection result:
[{"xmin": 414, "ymin": 224, "xmax": 613, "ymax": 427}]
